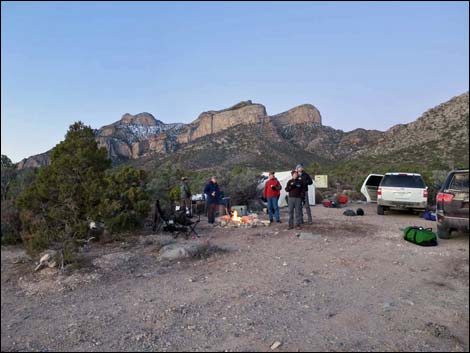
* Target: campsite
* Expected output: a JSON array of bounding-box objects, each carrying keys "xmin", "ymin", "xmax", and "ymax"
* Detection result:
[
  {"xmin": 2, "ymin": 2, "xmax": 469, "ymax": 352},
  {"xmin": 1, "ymin": 203, "xmax": 468, "ymax": 352}
]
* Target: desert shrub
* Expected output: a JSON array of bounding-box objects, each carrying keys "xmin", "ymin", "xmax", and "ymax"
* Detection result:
[
  {"xmin": 99, "ymin": 166, "xmax": 151, "ymax": 232},
  {"xmin": 1, "ymin": 156, "xmax": 38, "ymax": 245},
  {"xmin": 218, "ymin": 167, "xmax": 261, "ymax": 206},
  {"xmin": 147, "ymin": 163, "xmax": 208, "ymax": 208},
  {"xmin": 1, "ymin": 200, "xmax": 21, "ymax": 245},
  {"xmin": 315, "ymin": 189, "xmax": 324, "ymax": 203}
]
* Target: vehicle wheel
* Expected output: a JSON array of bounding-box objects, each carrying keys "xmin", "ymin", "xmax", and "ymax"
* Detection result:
[
  {"xmin": 377, "ymin": 205, "xmax": 385, "ymax": 215},
  {"xmin": 415, "ymin": 210, "xmax": 424, "ymax": 217},
  {"xmin": 437, "ymin": 224, "xmax": 452, "ymax": 239}
]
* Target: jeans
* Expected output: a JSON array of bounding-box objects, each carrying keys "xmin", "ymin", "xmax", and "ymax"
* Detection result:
[
  {"xmin": 288, "ymin": 197, "xmax": 303, "ymax": 226},
  {"xmin": 301, "ymin": 192, "xmax": 313, "ymax": 223},
  {"xmin": 267, "ymin": 197, "xmax": 280, "ymax": 221}
]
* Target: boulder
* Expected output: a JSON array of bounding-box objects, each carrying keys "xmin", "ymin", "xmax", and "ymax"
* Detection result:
[{"xmin": 158, "ymin": 244, "xmax": 190, "ymax": 261}]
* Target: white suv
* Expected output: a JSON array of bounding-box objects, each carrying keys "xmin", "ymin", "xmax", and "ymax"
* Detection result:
[{"xmin": 376, "ymin": 173, "xmax": 428, "ymax": 215}]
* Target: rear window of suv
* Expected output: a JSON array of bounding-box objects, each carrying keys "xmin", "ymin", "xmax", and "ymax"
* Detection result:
[
  {"xmin": 380, "ymin": 175, "xmax": 426, "ymax": 188},
  {"xmin": 448, "ymin": 172, "xmax": 469, "ymax": 191}
]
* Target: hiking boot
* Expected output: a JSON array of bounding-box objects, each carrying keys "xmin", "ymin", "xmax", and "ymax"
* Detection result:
[
  {"xmin": 296, "ymin": 225, "xmax": 302, "ymax": 230},
  {"xmin": 269, "ymin": 219, "xmax": 273, "ymax": 224},
  {"xmin": 288, "ymin": 225, "xmax": 294, "ymax": 229},
  {"xmin": 276, "ymin": 220, "xmax": 282, "ymax": 223}
]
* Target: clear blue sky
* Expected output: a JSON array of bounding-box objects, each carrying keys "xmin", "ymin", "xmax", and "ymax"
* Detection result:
[{"xmin": 2, "ymin": 1, "xmax": 469, "ymax": 163}]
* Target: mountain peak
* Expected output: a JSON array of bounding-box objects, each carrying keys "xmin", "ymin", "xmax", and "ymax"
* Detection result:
[
  {"xmin": 120, "ymin": 112, "xmax": 159, "ymax": 126},
  {"xmin": 271, "ymin": 104, "xmax": 322, "ymax": 126}
]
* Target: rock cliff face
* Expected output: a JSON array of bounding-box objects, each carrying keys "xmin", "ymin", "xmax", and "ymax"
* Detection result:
[
  {"xmin": 93, "ymin": 100, "xmax": 320, "ymax": 162},
  {"xmin": 176, "ymin": 101, "xmax": 269, "ymax": 144},
  {"xmin": 15, "ymin": 92, "xmax": 469, "ymax": 172},
  {"xmin": 270, "ymin": 104, "xmax": 322, "ymax": 126},
  {"xmin": 95, "ymin": 112, "xmax": 183, "ymax": 160},
  {"xmin": 16, "ymin": 152, "xmax": 50, "ymax": 170}
]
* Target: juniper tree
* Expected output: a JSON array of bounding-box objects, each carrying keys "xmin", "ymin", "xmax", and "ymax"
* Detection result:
[
  {"xmin": 17, "ymin": 122, "xmax": 111, "ymax": 260},
  {"xmin": 99, "ymin": 166, "xmax": 150, "ymax": 232}
]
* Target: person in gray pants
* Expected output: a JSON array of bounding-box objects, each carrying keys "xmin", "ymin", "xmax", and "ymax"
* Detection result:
[
  {"xmin": 296, "ymin": 164, "xmax": 313, "ymax": 224},
  {"xmin": 285, "ymin": 170, "xmax": 306, "ymax": 229}
]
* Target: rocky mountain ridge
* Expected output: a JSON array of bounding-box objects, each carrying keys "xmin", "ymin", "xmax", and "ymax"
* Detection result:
[
  {"xmin": 17, "ymin": 100, "xmax": 322, "ymax": 165},
  {"xmin": 15, "ymin": 92, "xmax": 469, "ymax": 172}
]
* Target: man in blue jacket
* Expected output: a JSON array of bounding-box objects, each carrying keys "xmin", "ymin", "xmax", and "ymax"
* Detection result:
[{"xmin": 204, "ymin": 176, "xmax": 221, "ymax": 224}]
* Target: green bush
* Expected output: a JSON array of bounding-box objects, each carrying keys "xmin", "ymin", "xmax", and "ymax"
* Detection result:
[
  {"xmin": 1, "ymin": 200, "xmax": 21, "ymax": 245},
  {"xmin": 17, "ymin": 122, "xmax": 111, "ymax": 257},
  {"xmin": 146, "ymin": 162, "xmax": 208, "ymax": 208},
  {"xmin": 99, "ymin": 166, "xmax": 151, "ymax": 232},
  {"xmin": 218, "ymin": 167, "xmax": 261, "ymax": 206}
]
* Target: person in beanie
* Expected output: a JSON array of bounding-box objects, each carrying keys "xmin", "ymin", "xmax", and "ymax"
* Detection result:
[
  {"xmin": 285, "ymin": 170, "xmax": 306, "ymax": 229},
  {"xmin": 180, "ymin": 177, "xmax": 192, "ymax": 217},
  {"xmin": 296, "ymin": 164, "xmax": 313, "ymax": 224},
  {"xmin": 263, "ymin": 171, "xmax": 282, "ymax": 223},
  {"xmin": 204, "ymin": 176, "xmax": 221, "ymax": 224}
]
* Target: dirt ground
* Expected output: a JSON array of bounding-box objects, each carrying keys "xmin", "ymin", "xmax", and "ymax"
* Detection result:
[{"xmin": 1, "ymin": 203, "xmax": 469, "ymax": 352}]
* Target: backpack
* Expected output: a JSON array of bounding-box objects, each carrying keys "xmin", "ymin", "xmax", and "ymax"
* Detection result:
[
  {"xmin": 343, "ymin": 209, "xmax": 356, "ymax": 216},
  {"xmin": 403, "ymin": 226, "xmax": 437, "ymax": 246}
]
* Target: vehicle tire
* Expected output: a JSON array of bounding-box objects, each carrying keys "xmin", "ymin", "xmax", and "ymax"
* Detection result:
[
  {"xmin": 415, "ymin": 210, "xmax": 425, "ymax": 217},
  {"xmin": 437, "ymin": 224, "xmax": 452, "ymax": 239},
  {"xmin": 377, "ymin": 205, "xmax": 385, "ymax": 215}
]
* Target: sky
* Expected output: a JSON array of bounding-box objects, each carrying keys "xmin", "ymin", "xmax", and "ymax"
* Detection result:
[{"xmin": 1, "ymin": 1, "xmax": 469, "ymax": 163}]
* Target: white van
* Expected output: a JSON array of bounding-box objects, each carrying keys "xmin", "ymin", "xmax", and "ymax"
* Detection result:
[
  {"xmin": 361, "ymin": 173, "xmax": 428, "ymax": 214},
  {"xmin": 258, "ymin": 171, "xmax": 316, "ymax": 207}
]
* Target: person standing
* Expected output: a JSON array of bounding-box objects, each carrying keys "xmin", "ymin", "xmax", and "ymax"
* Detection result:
[
  {"xmin": 296, "ymin": 164, "xmax": 313, "ymax": 224},
  {"xmin": 180, "ymin": 177, "xmax": 192, "ymax": 217},
  {"xmin": 285, "ymin": 170, "xmax": 306, "ymax": 229},
  {"xmin": 204, "ymin": 176, "xmax": 221, "ymax": 224},
  {"xmin": 263, "ymin": 171, "xmax": 282, "ymax": 223}
]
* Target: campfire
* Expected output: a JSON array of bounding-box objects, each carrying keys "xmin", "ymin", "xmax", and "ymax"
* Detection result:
[{"xmin": 216, "ymin": 210, "xmax": 270, "ymax": 228}]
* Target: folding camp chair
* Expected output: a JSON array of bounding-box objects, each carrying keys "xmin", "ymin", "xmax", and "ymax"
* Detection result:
[
  {"xmin": 153, "ymin": 200, "xmax": 201, "ymax": 239},
  {"xmin": 174, "ymin": 210, "xmax": 201, "ymax": 239},
  {"xmin": 152, "ymin": 200, "xmax": 171, "ymax": 233}
]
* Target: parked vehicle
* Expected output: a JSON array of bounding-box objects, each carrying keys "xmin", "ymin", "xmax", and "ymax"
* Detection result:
[
  {"xmin": 436, "ymin": 169, "xmax": 469, "ymax": 239},
  {"xmin": 361, "ymin": 174, "xmax": 384, "ymax": 202},
  {"xmin": 376, "ymin": 173, "xmax": 428, "ymax": 215},
  {"xmin": 258, "ymin": 171, "xmax": 316, "ymax": 207}
]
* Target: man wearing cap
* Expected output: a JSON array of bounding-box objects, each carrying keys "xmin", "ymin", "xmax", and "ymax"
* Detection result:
[
  {"xmin": 180, "ymin": 177, "xmax": 192, "ymax": 217},
  {"xmin": 204, "ymin": 176, "xmax": 221, "ymax": 224},
  {"xmin": 296, "ymin": 164, "xmax": 313, "ymax": 224},
  {"xmin": 285, "ymin": 170, "xmax": 306, "ymax": 229}
]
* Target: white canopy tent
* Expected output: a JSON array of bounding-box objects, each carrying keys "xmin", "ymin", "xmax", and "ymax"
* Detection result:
[{"xmin": 259, "ymin": 171, "xmax": 316, "ymax": 207}]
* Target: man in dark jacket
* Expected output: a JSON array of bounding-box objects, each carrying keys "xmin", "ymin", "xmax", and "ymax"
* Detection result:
[
  {"xmin": 285, "ymin": 170, "xmax": 306, "ymax": 229},
  {"xmin": 296, "ymin": 164, "xmax": 313, "ymax": 224},
  {"xmin": 204, "ymin": 176, "xmax": 221, "ymax": 224}
]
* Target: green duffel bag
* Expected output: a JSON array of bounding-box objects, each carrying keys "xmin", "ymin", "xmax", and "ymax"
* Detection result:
[{"xmin": 403, "ymin": 226, "xmax": 437, "ymax": 246}]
